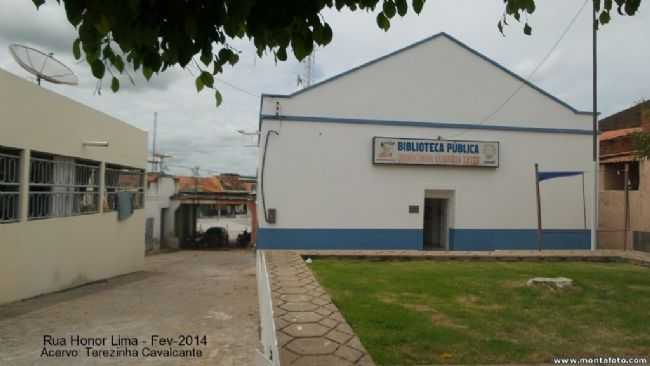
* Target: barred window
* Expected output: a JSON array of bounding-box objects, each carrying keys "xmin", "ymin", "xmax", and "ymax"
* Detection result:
[
  {"xmin": 28, "ymin": 153, "xmax": 100, "ymax": 220},
  {"xmin": 0, "ymin": 147, "xmax": 20, "ymax": 223},
  {"xmin": 105, "ymin": 165, "xmax": 144, "ymax": 211}
]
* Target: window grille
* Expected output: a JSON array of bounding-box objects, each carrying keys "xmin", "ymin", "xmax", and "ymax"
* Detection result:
[
  {"xmin": 28, "ymin": 154, "xmax": 100, "ymax": 219},
  {"xmin": 0, "ymin": 148, "xmax": 20, "ymax": 223},
  {"xmin": 105, "ymin": 166, "xmax": 144, "ymax": 211}
]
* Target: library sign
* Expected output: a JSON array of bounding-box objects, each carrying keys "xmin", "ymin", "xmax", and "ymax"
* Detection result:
[{"xmin": 373, "ymin": 137, "xmax": 499, "ymax": 167}]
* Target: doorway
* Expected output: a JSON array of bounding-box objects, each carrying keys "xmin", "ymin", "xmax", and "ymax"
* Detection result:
[
  {"xmin": 161, "ymin": 208, "xmax": 168, "ymax": 248},
  {"xmin": 423, "ymin": 198, "xmax": 447, "ymax": 250}
]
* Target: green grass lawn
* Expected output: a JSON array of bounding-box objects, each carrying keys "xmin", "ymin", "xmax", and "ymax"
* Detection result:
[{"xmin": 309, "ymin": 259, "xmax": 650, "ymax": 365}]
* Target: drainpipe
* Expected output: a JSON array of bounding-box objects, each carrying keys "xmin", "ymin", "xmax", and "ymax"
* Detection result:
[{"xmin": 260, "ymin": 130, "xmax": 279, "ymax": 223}]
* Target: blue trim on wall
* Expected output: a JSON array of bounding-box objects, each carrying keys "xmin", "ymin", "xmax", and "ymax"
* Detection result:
[
  {"xmin": 260, "ymin": 114, "xmax": 593, "ymax": 135},
  {"xmin": 257, "ymin": 228, "xmax": 590, "ymax": 251},
  {"xmin": 449, "ymin": 229, "xmax": 591, "ymax": 251},
  {"xmin": 258, "ymin": 33, "xmax": 592, "ymax": 117},
  {"xmin": 257, "ymin": 228, "xmax": 422, "ymax": 250}
]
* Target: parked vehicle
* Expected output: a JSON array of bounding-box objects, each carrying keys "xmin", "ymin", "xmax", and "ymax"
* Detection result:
[
  {"xmin": 237, "ymin": 229, "xmax": 251, "ymax": 247},
  {"xmin": 202, "ymin": 226, "xmax": 229, "ymax": 248},
  {"xmin": 182, "ymin": 233, "xmax": 204, "ymax": 249}
]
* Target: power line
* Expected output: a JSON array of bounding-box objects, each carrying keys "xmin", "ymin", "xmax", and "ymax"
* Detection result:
[
  {"xmin": 448, "ymin": 0, "xmax": 589, "ymax": 139},
  {"xmin": 216, "ymin": 78, "xmax": 258, "ymax": 98},
  {"xmin": 185, "ymin": 62, "xmax": 259, "ymax": 98}
]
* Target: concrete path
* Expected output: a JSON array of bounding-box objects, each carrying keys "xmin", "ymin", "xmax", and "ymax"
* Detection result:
[
  {"xmin": 0, "ymin": 250, "xmax": 259, "ymax": 366},
  {"xmin": 266, "ymin": 251, "xmax": 375, "ymax": 366}
]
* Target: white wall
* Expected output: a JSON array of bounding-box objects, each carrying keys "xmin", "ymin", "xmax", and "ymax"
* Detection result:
[
  {"xmin": 261, "ymin": 35, "xmax": 591, "ymax": 131},
  {"xmin": 145, "ymin": 176, "xmax": 178, "ymax": 247},
  {"xmin": 259, "ymin": 121, "xmax": 593, "ymax": 231},
  {"xmin": 0, "ymin": 68, "xmax": 147, "ymax": 304},
  {"xmin": 257, "ymin": 34, "xmax": 594, "ymax": 240}
]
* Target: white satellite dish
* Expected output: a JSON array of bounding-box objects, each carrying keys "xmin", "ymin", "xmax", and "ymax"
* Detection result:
[{"xmin": 8, "ymin": 44, "xmax": 78, "ymax": 86}]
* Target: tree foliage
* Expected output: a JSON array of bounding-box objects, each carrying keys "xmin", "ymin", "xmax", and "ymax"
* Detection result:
[
  {"xmin": 631, "ymin": 131, "xmax": 650, "ymax": 159},
  {"xmin": 498, "ymin": 0, "xmax": 642, "ymax": 36},
  {"xmin": 32, "ymin": 0, "xmax": 643, "ymax": 105}
]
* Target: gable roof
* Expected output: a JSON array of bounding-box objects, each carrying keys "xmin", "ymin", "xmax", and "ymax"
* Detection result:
[{"xmin": 261, "ymin": 32, "xmax": 591, "ymax": 116}]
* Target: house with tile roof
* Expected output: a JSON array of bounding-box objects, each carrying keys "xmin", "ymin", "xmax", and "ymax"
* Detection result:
[{"xmin": 598, "ymin": 101, "xmax": 650, "ymax": 251}]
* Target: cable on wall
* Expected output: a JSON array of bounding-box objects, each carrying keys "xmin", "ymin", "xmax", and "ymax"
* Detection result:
[
  {"xmin": 260, "ymin": 129, "xmax": 279, "ymax": 223},
  {"xmin": 447, "ymin": 0, "xmax": 589, "ymax": 140}
]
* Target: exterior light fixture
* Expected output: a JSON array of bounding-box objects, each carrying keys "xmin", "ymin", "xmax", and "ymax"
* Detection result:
[{"xmin": 82, "ymin": 141, "xmax": 109, "ymax": 147}]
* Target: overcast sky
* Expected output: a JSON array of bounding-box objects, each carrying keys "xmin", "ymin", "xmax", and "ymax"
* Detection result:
[{"xmin": 0, "ymin": 0, "xmax": 648, "ymax": 176}]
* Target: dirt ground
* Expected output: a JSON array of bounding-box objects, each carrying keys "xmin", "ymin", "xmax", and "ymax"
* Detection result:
[{"xmin": 0, "ymin": 250, "xmax": 259, "ymax": 366}]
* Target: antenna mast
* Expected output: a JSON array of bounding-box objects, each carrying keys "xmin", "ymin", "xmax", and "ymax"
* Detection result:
[
  {"xmin": 305, "ymin": 52, "xmax": 315, "ymax": 87},
  {"xmin": 297, "ymin": 50, "xmax": 316, "ymax": 88}
]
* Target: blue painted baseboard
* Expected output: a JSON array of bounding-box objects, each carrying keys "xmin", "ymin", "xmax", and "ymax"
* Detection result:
[
  {"xmin": 257, "ymin": 228, "xmax": 590, "ymax": 250},
  {"xmin": 257, "ymin": 228, "xmax": 422, "ymax": 250},
  {"xmin": 449, "ymin": 229, "xmax": 591, "ymax": 251}
]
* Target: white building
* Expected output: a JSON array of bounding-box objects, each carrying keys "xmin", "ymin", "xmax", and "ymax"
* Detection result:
[
  {"xmin": 145, "ymin": 173, "xmax": 180, "ymax": 250},
  {"xmin": 0, "ymin": 68, "xmax": 147, "ymax": 304},
  {"xmin": 257, "ymin": 33, "xmax": 594, "ymax": 251}
]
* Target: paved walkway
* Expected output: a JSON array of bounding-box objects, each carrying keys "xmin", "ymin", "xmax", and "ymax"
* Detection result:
[
  {"xmin": 0, "ymin": 250, "xmax": 259, "ymax": 366},
  {"xmin": 266, "ymin": 251, "xmax": 375, "ymax": 366}
]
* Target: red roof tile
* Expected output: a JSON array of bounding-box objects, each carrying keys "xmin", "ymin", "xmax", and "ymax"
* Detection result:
[
  {"xmin": 174, "ymin": 174, "xmax": 256, "ymax": 193},
  {"xmin": 599, "ymin": 127, "xmax": 641, "ymax": 142}
]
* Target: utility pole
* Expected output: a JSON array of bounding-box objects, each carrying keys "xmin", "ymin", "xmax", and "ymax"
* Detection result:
[
  {"xmin": 623, "ymin": 163, "xmax": 630, "ymax": 250},
  {"xmin": 591, "ymin": 2, "xmax": 599, "ymax": 251}
]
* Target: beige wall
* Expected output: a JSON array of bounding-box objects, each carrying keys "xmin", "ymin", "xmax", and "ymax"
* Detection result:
[
  {"xmin": 598, "ymin": 160, "xmax": 650, "ymax": 249},
  {"xmin": 0, "ymin": 212, "xmax": 145, "ymax": 304},
  {"xmin": 0, "ymin": 68, "xmax": 145, "ymax": 168},
  {"xmin": 0, "ymin": 68, "xmax": 147, "ymax": 304}
]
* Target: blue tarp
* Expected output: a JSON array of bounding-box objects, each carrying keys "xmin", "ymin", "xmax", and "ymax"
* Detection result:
[
  {"xmin": 537, "ymin": 171, "xmax": 583, "ymax": 182},
  {"xmin": 117, "ymin": 191, "xmax": 134, "ymax": 220}
]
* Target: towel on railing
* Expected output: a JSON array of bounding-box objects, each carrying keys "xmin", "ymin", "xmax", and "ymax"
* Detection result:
[{"xmin": 117, "ymin": 191, "xmax": 134, "ymax": 220}]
